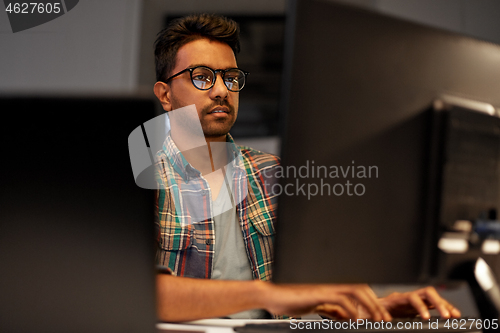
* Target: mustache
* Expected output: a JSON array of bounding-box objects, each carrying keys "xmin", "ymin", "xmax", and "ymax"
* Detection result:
[{"xmin": 202, "ymin": 99, "xmax": 234, "ymax": 114}]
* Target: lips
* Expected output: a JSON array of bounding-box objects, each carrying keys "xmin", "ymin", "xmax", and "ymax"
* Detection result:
[{"xmin": 207, "ymin": 106, "xmax": 230, "ymax": 115}]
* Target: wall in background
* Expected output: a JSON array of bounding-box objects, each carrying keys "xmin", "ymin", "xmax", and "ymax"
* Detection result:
[
  {"xmin": 336, "ymin": 0, "xmax": 500, "ymax": 45},
  {"xmin": 2, "ymin": 0, "xmax": 499, "ymax": 95},
  {"xmin": 0, "ymin": 0, "xmax": 142, "ymax": 94}
]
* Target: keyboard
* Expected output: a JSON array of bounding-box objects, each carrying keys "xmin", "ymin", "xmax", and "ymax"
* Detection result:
[{"xmin": 234, "ymin": 317, "xmax": 485, "ymax": 332}]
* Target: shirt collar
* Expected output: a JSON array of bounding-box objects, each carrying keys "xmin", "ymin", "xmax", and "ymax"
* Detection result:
[{"xmin": 161, "ymin": 132, "xmax": 245, "ymax": 182}]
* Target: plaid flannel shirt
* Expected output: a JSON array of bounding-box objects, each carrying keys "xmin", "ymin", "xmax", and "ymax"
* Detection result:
[{"xmin": 155, "ymin": 133, "xmax": 280, "ymax": 282}]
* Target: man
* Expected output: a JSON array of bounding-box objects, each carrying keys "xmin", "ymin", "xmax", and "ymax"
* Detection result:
[{"xmin": 152, "ymin": 13, "xmax": 461, "ymax": 322}]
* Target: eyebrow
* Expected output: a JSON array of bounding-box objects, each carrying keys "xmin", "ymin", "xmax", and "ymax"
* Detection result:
[{"xmin": 188, "ymin": 64, "xmax": 238, "ymax": 70}]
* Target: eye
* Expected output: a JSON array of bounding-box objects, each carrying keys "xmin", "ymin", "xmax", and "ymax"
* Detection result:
[
  {"xmin": 193, "ymin": 74, "xmax": 211, "ymax": 81},
  {"xmin": 224, "ymin": 76, "xmax": 238, "ymax": 83},
  {"xmin": 191, "ymin": 68, "xmax": 213, "ymax": 82}
]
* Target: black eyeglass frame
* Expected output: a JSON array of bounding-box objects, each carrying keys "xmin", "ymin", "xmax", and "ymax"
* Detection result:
[{"xmin": 163, "ymin": 66, "xmax": 249, "ymax": 92}]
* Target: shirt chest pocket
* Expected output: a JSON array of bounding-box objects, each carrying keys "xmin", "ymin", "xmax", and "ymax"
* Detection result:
[
  {"xmin": 158, "ymin": 221, "xmax": 193, "ymax": 251},
  {"xmin": 248, "ymin": 213, "xmax": 276, "ymax": 237}
]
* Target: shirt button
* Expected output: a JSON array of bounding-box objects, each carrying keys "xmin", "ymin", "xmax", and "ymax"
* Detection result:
[{"xmin": 205, "ymin": 239, "xmax": 211, "ymax": 245}]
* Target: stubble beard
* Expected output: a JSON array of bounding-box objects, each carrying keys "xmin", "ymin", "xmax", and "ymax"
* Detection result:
[
  {"xmin": 170, "ymin": 94, "xmax": 237, "ymax": 139},
  {"xmin": 200, "ymin": 99, "xmax": 237, "ymax": 139}
]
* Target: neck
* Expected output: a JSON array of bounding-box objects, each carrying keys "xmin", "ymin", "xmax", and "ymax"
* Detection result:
[
  {"xmin": 167, "ymin": 105, "xmax": 230, "ymax": 174},
  {"xmin": 204, "ymin": 134, "xmax": 227, "ymax": 143},
  {"xmin": 171, "ymin": 132, "xmax": 229, "ymax": 175}
]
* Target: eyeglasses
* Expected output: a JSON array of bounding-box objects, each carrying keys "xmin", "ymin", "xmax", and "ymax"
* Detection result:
[{"xmin": 163, "ymin": 66, "xmax": 249, "ymax": 92}]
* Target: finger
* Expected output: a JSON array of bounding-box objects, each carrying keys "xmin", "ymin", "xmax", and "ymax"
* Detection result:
[
  {"xmin": 366, "ymin": 287, "xmax": 393, "ymax": 321},
  {"xmin": 315, "ymin": 304, "xmax": 351, "ymax": 320},
  {"xmin": 335, "ymin": 295, "xmax": 360, "ymax": 319},
  {"xmin": 418, "ymin": 287, "xmax": 461, "ymax": 319},
  {"xmin": 348, "ymin": 286, "xmax": 391, "ymax": 322},
  {"xmin": 364, "ymin": 286, "xmax": 393, "ymax": 322},
  {"xmin": 451, "ymin": 307, "xmax": 462, "ymax": 318},
  {"xmin": 407, "ymin": 292, "xmax": 431, "ymax": 320}
]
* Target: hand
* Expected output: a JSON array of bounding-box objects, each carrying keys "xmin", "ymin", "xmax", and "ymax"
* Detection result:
[
  {"xmin": 370, "ymin": 286, "xmax": 461, "ymax": 320},
  {"xmin": 263, "ymin": 283, "xmax": 392, "ymax": 322}
]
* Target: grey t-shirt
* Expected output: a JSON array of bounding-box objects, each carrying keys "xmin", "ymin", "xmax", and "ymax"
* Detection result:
[{"xmin": 211, "ymin": 164, "xmax": 268, "ymax": 319}]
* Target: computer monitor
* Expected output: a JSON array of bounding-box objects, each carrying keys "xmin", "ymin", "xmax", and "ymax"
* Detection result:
[
  {"xmin": 0, "ymin": 96, "xmax": 158, "ymax": 333},
  {"xmin": 273, "ymin": 0, "xmax": 500, "ymax": 284}
]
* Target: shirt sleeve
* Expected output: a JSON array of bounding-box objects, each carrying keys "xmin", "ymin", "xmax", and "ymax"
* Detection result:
[{"xmin": 156, "ymin": 265, "xmax": 173, "ymax": 275}]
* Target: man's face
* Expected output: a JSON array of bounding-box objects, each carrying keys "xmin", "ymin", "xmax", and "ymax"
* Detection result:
[{"xmin": 166, "ymin": 38, "xmax": 239, "ymax": 140}]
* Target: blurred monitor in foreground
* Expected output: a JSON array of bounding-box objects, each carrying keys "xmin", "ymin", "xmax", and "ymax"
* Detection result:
[
  {"xmin": 273, "ymin": 0, "xmax": 500, "ymax": 285},
  {"xmin": 0, "ymin": 96, "xmax": 157, "ymax": 333}
]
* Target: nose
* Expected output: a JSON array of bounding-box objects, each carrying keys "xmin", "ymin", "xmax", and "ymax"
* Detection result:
[{"xmin": 208, "ymin": 72, "xmax": 229, "ymax": 100}]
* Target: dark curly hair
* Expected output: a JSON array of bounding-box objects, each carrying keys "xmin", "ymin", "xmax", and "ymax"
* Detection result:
[{"xmin": 154, "ymin": 13, "xmax": 241, "ymax": 82}]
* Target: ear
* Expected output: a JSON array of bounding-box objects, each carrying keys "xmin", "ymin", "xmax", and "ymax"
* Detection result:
[{"xmin": 153, "ymin": 81, "xmax": 173, "ymax": 112}]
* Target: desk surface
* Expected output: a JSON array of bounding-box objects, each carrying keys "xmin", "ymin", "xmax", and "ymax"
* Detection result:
[{"xmin": 158, "ymin": 319, "xmax": 289, "ymax": 333}]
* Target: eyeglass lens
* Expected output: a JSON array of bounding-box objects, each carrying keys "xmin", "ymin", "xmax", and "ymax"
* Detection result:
[{"xmin": 191, "ymin": 67, "xmax": 245, "ymax": 91}]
